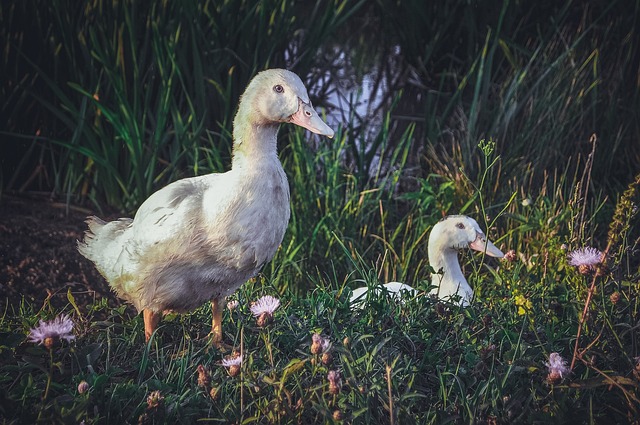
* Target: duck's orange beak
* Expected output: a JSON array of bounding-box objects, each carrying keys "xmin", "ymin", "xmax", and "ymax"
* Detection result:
[
  {"xmin": 289, "ymin": 99, "xmax": 334, "ymax": 138},
  {"xmin": 469, "ymin": 232, "xmax": 504, "ymax": 258}
]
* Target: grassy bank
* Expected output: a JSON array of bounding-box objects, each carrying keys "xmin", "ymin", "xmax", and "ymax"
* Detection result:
[{"xmin": 1, "ymin": 0, "xmax": 640, "ymax": 423}]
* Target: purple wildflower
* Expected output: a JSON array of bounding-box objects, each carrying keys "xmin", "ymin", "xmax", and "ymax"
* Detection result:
[
  {"xmin": 28, "ymin": 314, "xmax": 75, "ymax": 348},
  {"xmin": 545, "ymin": 352, "xmax": 569, "ymax": 384},
  {"xmin": 221, "ymin": 355, "xmax": 242, "ymax": 368},
  {"xmin": 327, "ymin": 370, "xmax": 342, "ymax": 394},
  {"xmin": 250, "ymin": 295, "xmax": 280, "ymax": 317},
  {"xmin": 250, "ymin": 295, "xmax": 280, "ymax": 326},
  {"xmin": 568, "ymin": 247, "xmax": 603, "ymax": 267},
  {"xmin": 504, "ymin": 249, "xmax": 517, "ymax": 262},
  {"xmin": 311, "ymin": 333, "xmax": 330, "ymax": 355},
  {"xmin": 221, "ymin": 354, "xmax": 242, "ymax": 377},
  {"xmin": 227, "ymin": 300, "xmax": 239, "ymax": 311}
]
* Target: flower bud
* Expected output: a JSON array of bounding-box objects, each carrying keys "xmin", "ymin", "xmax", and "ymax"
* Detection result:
[
  {"xmin": 256, "ymin": 312, "xmax": 273, "ymax": 327},
  {"xmin": 504, "ymin": 250, "xmax": 517, "ymax": 262},
  {"xmin": 546, "ymin": 371, "xmax": 562, "ymax": 385},
  {"xmin": 578, "ymin": 264, "xmax": 591, "ymax": 275},
  {"xmin": 147, "ymin": 390, "xmax": 164, "ymax": 409},
  {"xmin": 43, "ymin": 337, "xmax": 56, "ymax": 350},
  {"xmin": 209, "ymin": 387, "xmax": 219, "ymax": 400},
  {"xmin": 229, "ymin": 364, "xmax": 240, "ymax": 377},
  {"xmin": 311, "ymin": 333, "xmax": 324, "ymax": 355},
  {"xmin": 197, "ymin": 364, "xmax": 210, "ymax": 388},
  {"xmin": 327, "ymin": 370, "xmax": 342, "ymax": 395},
  {"xmin": 610, "ymin": 291, "xmax": 621, "ymax": 304},
  {"xmin": 77, "ymin": 380, "xmax": 90, "ymax": 394}
]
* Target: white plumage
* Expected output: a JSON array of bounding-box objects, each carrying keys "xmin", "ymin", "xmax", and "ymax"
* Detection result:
[
  {"xmin": 79, "ymin": 69, "xmax": 334, "ymax": 342},
  {"xmin": 349, "ymin": 281, "xmax": 417, "ymax": 308}
]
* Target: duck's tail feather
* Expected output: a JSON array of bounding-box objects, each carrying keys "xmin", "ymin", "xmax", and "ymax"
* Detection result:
[
  {"xmin": 77, "ymin": 216, "xmax": 133, "ymax": 280},
  {"xmin": 77, "ymin": 216, "xmax": 105, "ymax": 258}
]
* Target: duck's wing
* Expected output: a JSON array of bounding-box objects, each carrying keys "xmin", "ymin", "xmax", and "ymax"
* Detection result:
[
  {"xmin": 131, "ymin": 170, "xmax": 244, "ymax": 250},
  {"xmin": 131, "ymin": 175, "xmax": 210, "ymax": 249},
  {"xmin": 79, "ymin": 177, "xmax": 207, "ymax": 280}
]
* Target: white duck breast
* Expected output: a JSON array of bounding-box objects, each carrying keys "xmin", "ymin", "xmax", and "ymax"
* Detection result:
[{"xmin": 78, "ymin": 69, "xmax": 334, "ymax": 343}]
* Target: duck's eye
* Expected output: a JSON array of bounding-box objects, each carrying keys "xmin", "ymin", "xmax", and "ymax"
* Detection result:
[
  {"xmin": 456, "ymin": 222, "xmax": 465, "ymax": 229},
  {"xmin": 273, "ymin": 84, "xmax": 284, "ymax": 93}
]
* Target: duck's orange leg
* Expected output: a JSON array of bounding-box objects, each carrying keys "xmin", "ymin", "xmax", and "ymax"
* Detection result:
[
  {"xmin": 210, "ymin": 298, "xmax": 223, "ymax": 343},
  {"xmin": 209, "ymin": 298, "xmax": 231, "ymax": 351},
  {"xmin": 143, "ymin": 310, "xmax": 162, "ymax": 342}
]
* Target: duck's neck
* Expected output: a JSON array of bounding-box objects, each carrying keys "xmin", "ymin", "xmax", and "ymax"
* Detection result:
[
  {"xmin": 231, "ymin": 107, "xmax": 280, "ymax": 170},
  {"xmin": 429, "ymin": 240, "xmax": 472, "ymax": 301}
]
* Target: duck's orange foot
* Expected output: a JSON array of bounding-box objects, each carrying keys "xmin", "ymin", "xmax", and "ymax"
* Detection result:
[
  {"xmin": 207, "ymin": 298, "xmax": 232, "ymax": 352},
  {"xmin": 143, "ymin": 310, "xmax": 162, "ymax": 342},
  {"xmin": 206, "ymin": 333, "xmax": 233, "ymax": 353}
]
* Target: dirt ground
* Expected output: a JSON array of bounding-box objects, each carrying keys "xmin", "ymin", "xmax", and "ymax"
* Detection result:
[{"xmin": 0, "ymin": 195, "xmax": 120, "ymax": 313}]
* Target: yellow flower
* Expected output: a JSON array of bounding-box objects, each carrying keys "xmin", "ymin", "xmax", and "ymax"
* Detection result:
[{"xmin": 514, "ymin": 294, "xmax": 533, "ymax": 316}]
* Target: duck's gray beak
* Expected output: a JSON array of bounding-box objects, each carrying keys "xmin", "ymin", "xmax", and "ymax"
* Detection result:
[
  {"xmin": 469, "ymin": 232, "xmax": 504, "ymax": 258},
  {"xmin": 289, "ymin": 99, "xmax": 334, "ymax": 138}
]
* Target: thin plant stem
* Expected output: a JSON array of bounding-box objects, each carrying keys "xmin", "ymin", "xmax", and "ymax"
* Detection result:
[
  {"xmin": 43, "ymin": 347, "xmax": 53, "ymax": 400},
  {"xmin": 264, "ymin": 329, "xmax": 274, "ymax": 368},
  {"xmin": 36, "ymin": 347, "xmax": 54, "ymax": 422},
  {"xmin": 386, "ymin": 363, "xmax": 394, "ymax": 425},
  {"xmin": 570, "ymin": 274, "xmax": 599, "ymax": 371},
  {"xmin": 240, "ymin": 325, "xmax": 244, "ymax": 421},
  {"xmin": 570, "ymin": 246, "xmax": 609, "ymax": 372}
]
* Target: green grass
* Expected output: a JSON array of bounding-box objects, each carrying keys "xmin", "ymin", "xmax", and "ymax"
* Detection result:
[
  {"xmin": 1, "ymin": 0, "xmax": 363, "ymax": 211},
  {"xmin": 1, "ymin": 150, "xmax": 639, "ymax": 423},
  {"xmin": 2, "ymin": 0, "xmax": 640, "ymax": 423}
]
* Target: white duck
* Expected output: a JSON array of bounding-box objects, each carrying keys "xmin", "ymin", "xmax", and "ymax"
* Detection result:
[
  {"xmin": 349, "ymin": 215, "xmax": 504, "ymax": 307},
  {"xmin": 79, "ymin": 69, "xmax": 334, "ymax": 343}
]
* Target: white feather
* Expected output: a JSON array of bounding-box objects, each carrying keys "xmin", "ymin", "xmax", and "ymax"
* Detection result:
[{"xmin": 349, "ymin": 282, "xmax": 417, "ymax": 308}]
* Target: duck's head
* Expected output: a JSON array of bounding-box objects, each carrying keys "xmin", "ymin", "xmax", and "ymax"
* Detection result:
[
  {"xmin": 241, "ymin": 69, "xmax": 334, "ymax": 138},
  {"xmin": 430, "ymin": 215, "xmax": 504, "ymax": 258}
]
